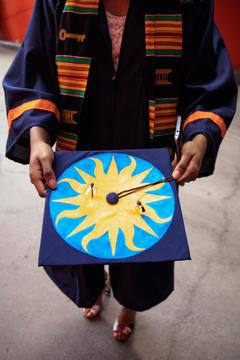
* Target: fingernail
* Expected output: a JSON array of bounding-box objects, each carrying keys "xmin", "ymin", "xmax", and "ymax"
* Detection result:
[
  {"xmin": 172, "ymin": 170, "xmax": 181, "ymax": 180},
  {"xmin": 49, "ymin": 179, "xmax": 57, "ymax": 189}
]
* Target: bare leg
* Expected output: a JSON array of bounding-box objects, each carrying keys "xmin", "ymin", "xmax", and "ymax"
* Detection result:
[{"xmin": 118, "ymin": 306, "xmax": 136, "ymax": 325}]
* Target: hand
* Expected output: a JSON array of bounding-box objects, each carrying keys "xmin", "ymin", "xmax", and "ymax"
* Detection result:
[
  {"xmin": 29, "ymin": 127, "xmax": 57, "ymax": 197},
  {"xmin": 172, "ymin": 134, "xmax": 208, "ymax": 186}
]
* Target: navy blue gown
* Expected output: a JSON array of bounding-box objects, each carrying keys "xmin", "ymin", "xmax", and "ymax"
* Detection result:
[
  {"xmin": 45, "ymin": 0, "xmax": 174, "ymax": 311},
  {"xmin": 3, "ymin": 0, "xmax": 237, "ymax": 310}
]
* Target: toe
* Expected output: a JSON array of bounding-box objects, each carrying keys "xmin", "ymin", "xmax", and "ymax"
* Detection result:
[{"xmin": 83, "ymin": 308, "xmax": 91, "ymax": 317}]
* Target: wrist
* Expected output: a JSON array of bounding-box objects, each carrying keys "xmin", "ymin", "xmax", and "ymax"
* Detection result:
[
  {"xmin": 191, "ymin": 134, "xmax": 208, "ymax": 157},
  {"xmin": 30, "ymin": 126, "xmax": 51, "ymax": 147}
]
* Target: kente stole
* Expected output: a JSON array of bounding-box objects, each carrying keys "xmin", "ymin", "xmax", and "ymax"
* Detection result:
[{"xmin": 55, "ymin": 0, "xmax": 183, "ymax": 151}]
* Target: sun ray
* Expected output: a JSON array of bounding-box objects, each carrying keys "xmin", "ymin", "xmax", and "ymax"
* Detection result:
[
  {"xmin": 143, "ymin": 205, "xmax": 172, "ymax": 224},
  {"xmin": 81, "ymin": 224, "xmax": 105, "ymax": 252},
  {"xmin": 66, "ymin": 204, "xmax": 114, "ymax": 238},
  {"xmin": 57, "ymin": 178, "xmax": 86, "ymax": 193},
  {"xmin": 121, "ymin": 157, "xmax": 153, "ymax": 186},
  {"xmin": 50, "ymin": 154, "xmax": 175, "ymax": 258},
  {"xmin": 74, "ymin": 166, "xmax": 95, "ymax": 184},
  {"xmin": 53, "ymin": 194, "xmax": 82, "ymax": 206},
  {"xmin": 119, "ymin": 156, "xmax": 137, "ymax": 177},
  {"xmin": 81, "ymin": 222, "xmax": 120, "ymax": 256},
  {"xmin": 143, "ymin": 194, "xmax": 171, "ymax": 204},
  {"xmin": 119, "ymin": 156, "xmax": 152, "ymax": 184},
  {"xmin": 120, "ymin": 222, "xmax": 145, "ymax": 251},
  {"xmin": 106, "ymin": 156, "xmax": 120, "ymax": 177},
  {"xmin": 55, "ymin": 208, "xmax": 85, "ymax": 225},
  {"xmin": 124, "ymin": 211, "xmax": 158, "ymax": 237},
  {"xmin": 67, "ymin": 214, "xmax": 96, "ymax": 238},
  {"xmin": 108, "ymin": 226, "xmax": 119, "ymax": 256},
  {"xmin": 130, "ymin": 168, "xmax": 153, "ymax": 186},
  {"xmin": 89, "ymin": 157, "xmax": 107, "ymax": 178}
]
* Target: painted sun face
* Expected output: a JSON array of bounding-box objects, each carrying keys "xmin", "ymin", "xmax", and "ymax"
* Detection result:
[{"xmin": 49, "ymin": 153, "xmax": 175, "ymax": 259}]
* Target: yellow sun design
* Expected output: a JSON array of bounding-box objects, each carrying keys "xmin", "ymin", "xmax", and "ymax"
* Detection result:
[{"xmin": 52, "ymin": 155, "xmax": 173, "ymax": 256}]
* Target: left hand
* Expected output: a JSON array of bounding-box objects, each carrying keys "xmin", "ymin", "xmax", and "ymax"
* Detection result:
[{"xmin": 172, "ymin": 134, "xmax": 208, "ymax": 186}]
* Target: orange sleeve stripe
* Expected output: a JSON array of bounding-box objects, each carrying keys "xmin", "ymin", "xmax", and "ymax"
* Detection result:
[
  {"xmin": 183, "ymin": 111, "xmax": 227, "ymax": 139},
  {"xmin": 8, "ymin": 99, "xmax": 61, "ymax": 133}
]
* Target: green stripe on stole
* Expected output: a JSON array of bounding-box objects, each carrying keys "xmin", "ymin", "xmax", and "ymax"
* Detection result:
[{"xmin": 64, "ymin": 6, "xmax": 98, "ymax": 14}]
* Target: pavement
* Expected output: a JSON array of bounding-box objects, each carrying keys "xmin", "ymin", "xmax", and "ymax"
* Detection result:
[{"xmin": 0, "ymin": 44, "xmax": 240, "ymax": 360}]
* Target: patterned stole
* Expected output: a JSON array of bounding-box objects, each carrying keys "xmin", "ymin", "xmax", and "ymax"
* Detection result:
[
  {"xmin": 144, "ymin": 0, "xmax": 183, "ymax": 144},
  {"xmin": 55, "ymin": 0, "xmax": 183, "ymax": 151},
  {"xmin": 55, "ymin": 0, "xmax": 99, "ymax": 151}
]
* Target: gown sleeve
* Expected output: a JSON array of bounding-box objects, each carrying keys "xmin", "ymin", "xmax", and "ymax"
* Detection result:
[
  {"xmin": 179, "ymin": 0, "xmax": 238, "ymax": 177},
  {"xmin": 3, "ymin": 0, "xmax": 63, "ymax": 164}
]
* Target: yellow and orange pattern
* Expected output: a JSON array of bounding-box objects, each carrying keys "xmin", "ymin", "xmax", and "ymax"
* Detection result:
[
  {"xmin": 149, "ymin": 99, "xmax": 178, "ymax": 137},
  {"xmin": 56, "ymin": 130, "xmax": 78, "ymax": 151},
  {"xmin": 145, "ymin": 14, "xmax": 182, "ymax": 57},
  {"xmin": 56, "ymin": 55, "xmax": 91, "ymax": 98},
  {"xmin": 63, "ymin": 0, "xmax": 99, "ymax": 14}
]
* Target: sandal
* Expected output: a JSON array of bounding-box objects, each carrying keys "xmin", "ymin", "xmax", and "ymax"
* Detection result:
[
  {"xmin": 113, "ymin": 319, "xmax": 134, "ymax": 341},
  {"xmin": 83, "ymin": 305, "xmax": 101, "ymax": 319}
]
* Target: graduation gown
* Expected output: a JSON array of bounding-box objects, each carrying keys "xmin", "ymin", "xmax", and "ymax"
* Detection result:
[{"xmin": 3, "ymin": 0, "xmax": 237, "ymax": 310}]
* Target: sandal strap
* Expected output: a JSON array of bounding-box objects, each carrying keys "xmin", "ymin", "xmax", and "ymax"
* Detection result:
[
  {"xmin": 83, "ymin": 304, "xmax": 101, "ymax": 318},
  {"xmin": 113, "ymin": 319, "xmax": 134, "ymax": 333}
]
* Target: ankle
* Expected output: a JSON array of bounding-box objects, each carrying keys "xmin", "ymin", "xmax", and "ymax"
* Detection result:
[{"xmin": 118, "ymin": 307, "xmax": 136, "ymax": 326}]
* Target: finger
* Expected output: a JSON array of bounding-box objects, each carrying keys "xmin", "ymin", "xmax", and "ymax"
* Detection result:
[
  {"xmin": 29, "ymin": 151, "xmax": 56, "ymax": 197},
  {"xmin": 174, "ymin": 156, "xmax": 200, "ymax": 185},
  {"xmin": 171, "ymin": 153, "xmax": 177, "ymax": 171},
  {"xmin": 172, "ymin": 139, "xmax": 200, "ymax": 179},
  {"xmin": 175, "ymin": 173, "xmax": 196, "ymax": 186},
  {"xmin": 172, "ymin": 156, "xmax": 189, "ymax": 180},
  {"xmin": 35, "ymin": 179, "xmax": 48, "ymax": 198},
  {"xmin": 29, "ymin": 165, "xmax": 48, "ymax": 198},
  {"xmin": 40, "ymin": 154, "xmax": 57, "ymax": 190}
]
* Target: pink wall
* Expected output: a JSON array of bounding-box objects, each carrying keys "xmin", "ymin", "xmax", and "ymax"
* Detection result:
[
  {"xmin": 214, "ymin": 0, "xmax": 240, "ymax": 68},
  {"xmin": 0, "ymin": 0, "xmax": 239, "ymax": 68},
  {"xmin": 0, "ymin": 0, "xmax": 34, "ymax": 43}
]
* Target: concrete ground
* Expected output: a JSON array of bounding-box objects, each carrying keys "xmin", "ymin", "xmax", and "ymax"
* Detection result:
[{"xmin": 0, "ymin": 44, "xmax": 240, "ymax": 360}]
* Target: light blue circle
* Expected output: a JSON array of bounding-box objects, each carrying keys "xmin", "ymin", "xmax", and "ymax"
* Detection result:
[{"xmin": 50, "ymin": 153, "xmax": 175, "ymax": 259}]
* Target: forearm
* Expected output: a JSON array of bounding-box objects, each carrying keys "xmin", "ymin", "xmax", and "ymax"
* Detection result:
[{"xmin": 30, "ymin": 126, "xmax": 51, "ymax": 147}]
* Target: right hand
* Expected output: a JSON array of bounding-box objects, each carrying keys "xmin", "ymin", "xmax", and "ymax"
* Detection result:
[
  {"xmin": 172, "ymin": 134, "xmax": 208, "ymax": 186},
  {"xmin": 29, "ymin": 127, "xmax": 57, "ymax": 198}
]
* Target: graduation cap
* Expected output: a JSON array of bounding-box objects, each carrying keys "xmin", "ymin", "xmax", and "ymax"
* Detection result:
[{"xmin": 39, "ymin": 149, "xmax": 190, "ymax": 266}]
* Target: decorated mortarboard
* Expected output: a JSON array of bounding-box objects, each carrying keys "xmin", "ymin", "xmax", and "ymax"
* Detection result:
[{"xmin": 39, "ymin": 149, "xmax": 190, "ymax": 266}]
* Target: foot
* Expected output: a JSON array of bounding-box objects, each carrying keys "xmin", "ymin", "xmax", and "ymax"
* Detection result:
[
  {"xmin": 113, "ymin": 307, "xmax": 136, "ymax": 341},
  {"xmin": 83, "ymin": 305, "xmax": 101, "ymax": 319},
  {"xmin": 83, "ymin": 287, "xmax": 105, "ymax": 319}
]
